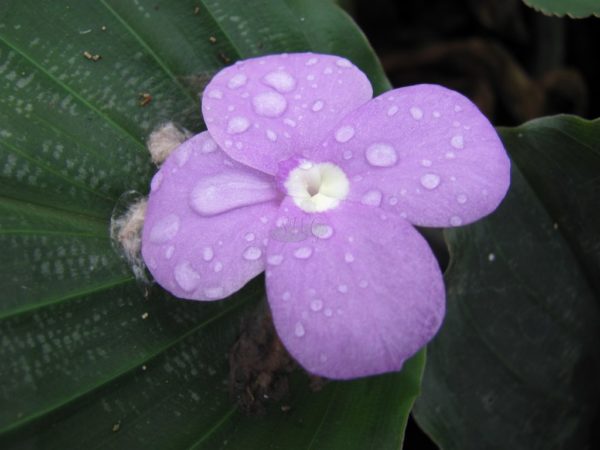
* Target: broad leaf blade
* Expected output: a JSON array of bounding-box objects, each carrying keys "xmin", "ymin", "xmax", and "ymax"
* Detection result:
[
  {"xmin": 0, "ymin": 1, "xmax": 422, "ymax": 449},
  {"xmin": 522, "ymin": 0, "xmax": 600, "ymax": 18},
  {"xmin": 413, "ymin": 116, "xmax": 600, "ymax": 450}
]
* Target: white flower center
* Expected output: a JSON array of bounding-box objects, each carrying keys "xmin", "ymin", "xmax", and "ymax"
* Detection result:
[{"xmin": 284, "ymin": 161, "xmax": 349, "ymax": 212}]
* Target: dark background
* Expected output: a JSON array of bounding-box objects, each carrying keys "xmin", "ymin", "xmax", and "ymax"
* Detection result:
[{"xmin": 347, "ymin": 0, "xmax": 599, "ymax": 447}]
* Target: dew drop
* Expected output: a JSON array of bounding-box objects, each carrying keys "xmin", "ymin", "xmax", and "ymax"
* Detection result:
[
  {"xmin": 421, "ymin": 173, "xmax": 441, "ymax": 190},
  {"xmin": 312, "ymin": 223, "xmax": 333, "ymax": 239},
  {"xmin": 410, "ymin": 106, "xmax": 423, "ymax": 120},
  {"xmin": 207, "ymin": 89, "xmax": 223, "ymax": 99},
  {"xmin": 282, "ymin": 291, "xmax": 291, "ymax": 301},
  {"xmin": 175, "ymin": 147, "xmax": 190, "ymax": 167},
  {"xmin": 212, "ymin": 262, "xmax": 222, "ymax": 273},
  {"xmin": 174, "ymin": 262, "xmax": 200, "ymax": 292},
  {"xmin": 294, "ymin": 247, "xmax": 313, "ymax": 259},
  {"xmin": 244, "ymin": 232, "xmax": 255, "ymax": 242},
  {"xmin": 227, "ymin": 116, "xmax": 250, "ymax": 134},
  {"xmin": 165, "ymin": 246, "xmax": 174, "ymax": 259},
  {"xmin": 263, "ymin": 71, "xmax": 296, "ymax": 92},
  {"xmin": 252, "ymin": 91, "xmax": 287, "ymax": 117},
  {"xmin": 335, "ymin": 125, "xmax": 355, "ymax": 143},
  {"xmin": 457, "ymin": 194, "xmax": 468, "ymax": 204},
  {"xmin": 451, "ymin": 135, "xmax": 464, "ymax": 149},
  {"xmin": 227, "ymin": 73, "xmax": 247, "ymax": 89},
  {"xmin": 421, "ymin": 159, "xmax": 432, "ymax": 167},
  {"xmin": 202, "ymin": 246, "xmax": 214, "ymax": 262},
  {"xmin": 337, "ymin": 284, "xmax": 348, "ymax": 293},
  {"xmin": 267, "ymin": 254, "xmax": 284, "ymax": 266},
  {"xmin": 445, "ymin": 151, "xmax": 456, "ymax": 159},
  {"xmin": 454, "ymin": 105, "xmax": 462, "ymax": 112},
  {"xmin": 284, "ymin": 118, "xmax": 297, "ymax": 127},
  {"xmin": 266, "ymin": 129, "xmax": 277, "ymax": 141},
  {"xmin": 294, "ymin": 322, "xmax": 305, "ymax": 337},
  {"xmin": 361, "ymin": 189, "xmax": 383, "ymax": 206},
  {"xmin": 310, "ymin": 299, "xmax": 323, "ymax": 312},
  {"xmin": 450, "ymin": 215, "xmax": 463, "ymax": 226},
  {"xmin": 342, "ymin": 150, "xmax": 353, "ymax": 160},
  {"xmin": 305, "ymin": 57, "xmax": 318, "ymax": 66},
  {"xmin": 150, "ymin": 171, "xmax": 163, "ymax": 192},
  {"xmin": 433, "ymin": 111, "xmax": 441, "ymax": 118},
  {"xmin": 201, "ymin": 138, "xmax": 217, "ymax": 153},
  {"xmin": 387, "ymin": 105, "xmax": 398, "ymax": 116},
  {"xmin": 336, "ymin": 58, "xmax": 352, "ymax": 67},
  {"xmin": 149, "ymin": 214, "xmax": 180, "ymax": 244},
  {"xmin": 311, "ymin": 100, "xmax": 324, "ymax": 112},
  {"xmin": 324, "ymin": 308, "xmax": 333, "ymax": 317},
  {"xmin": 389, "ymin": 196, "xmax": 398, "ymax": 205},
  {"xmin": 344, "ymin": 252, "xmax": 354, "ymax": 263},
  {"xmin": 243, "ymin": 246, "xmax": 262, "ymax": 261},
  {"xmin": 488, "ymin": 253, "xmax": 496, "ymax": 262},
  {"xmin": 366, "ymin": 143, "xmax": 397, "ymax": 167},
  {"xmin": 205, "ymin": 286, "xmax": 224, "ymax": 299}
]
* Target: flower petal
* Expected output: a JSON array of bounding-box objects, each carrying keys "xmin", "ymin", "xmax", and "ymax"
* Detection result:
[
  {"xmin": 265, "ymin": 198, "xmax": 444, "ymax": 379},
  {"xmin": 202, "ymin": 53, "xmax": 373, "ymax": 175},
  {"xmin": 310, "ymin": 84, "xmax": 510, "ymax": 227},
  {"xmin": 142, "ymin": 132, "xmax": 281, "ymax": 301}
]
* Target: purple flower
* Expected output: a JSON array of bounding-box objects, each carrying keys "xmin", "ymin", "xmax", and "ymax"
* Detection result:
[{"xmin": 141, "ymin": 53, "xmax": 510, "ymax": 379}]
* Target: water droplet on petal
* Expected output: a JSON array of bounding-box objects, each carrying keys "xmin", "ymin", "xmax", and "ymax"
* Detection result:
[
  {"xmin": 265, "ymin": 129, "xmax": 277, "ymax": 142},
  {"xmin": 243, "ymin": 246, "xmax": 262, "ymax": 261},
  {"xmin": 227, "ymin": 116, "xmax": 250, "ymax": 134},
  {"xmin": 421, "ymin": 159, "xmax": 432, "ymax": 167},
  {"xmin": 312, "ymin": 223, "xmax": 333, "ymax": 239},
  {"xmin": 311, "ymin": 100, "xmax": 324, "ymax": 112},
  {"xmin": 454, "ymin": 105, "xmax": 462, "ymax": 112},
  {"xmin": 282, "ymin": 291, "xmax": 291, "ymax": 301},
  {"xmin": 387, "ymin": 105, "xmax": 398, "ymax": 116},
  {"xmin": 294, "ymin": 247, "xmax": 313, "ymax": 259},
  {"xmin": 457, "ymin": 194, "xmax": 468, "ymax": 204},
  {"xmin": 335, "ymin": 125, "xmax": 355, "ymax": 143},
  {"xmin": 324, "ymin": 308, "xmax": 333, "ymax": 317},
  {"xmin": 344, "ymin": 252, "xmax": 354, "ymax": 263},
  {"xmin": 361, "ymin": 190, "xmax": 383, "ymax": 206},
  {"xmin": 149, "ymin": 214, "xmax": 180, "ymax": 243},
  {"xmin": 150, "ymin": 171, "xmax": 163, "ymax": 192},
  {"xmin": 337, "ymin": 284, "xmax": 348, "ymax": 293},
  {"xmin": 366, "ymin": 143, "xmax": 397, "ymax": 167},
  {"xmin": 421, "ymin": 173, "xmax": 441, "ymax": 190},
  {"xmin": 433, "ymin": 111, "xmax": 441, "ymax": 118},
  {"xmin": 202, "ymin": 246, "xmax": 214, "ymax": 261},
  {"xmin": 208, "ymin": 89, "xmax": 223, "ymax": 99},
  {"xmin": 175, "ymin": 147, "xmax": 190, "ymax": 167},
  {"xmin": 165, "ymin": 246, "xmax": 174, "ymax": 259},
  {"xmin": 342, "ymin": 150, "xmax": 353, "ymax": 160},
  {"xmin": 252, "ymin": 91, "xmax": 287, "ymax": 117},
  {"xmin": 284, "ymin": 118, "xmax": 297, "ymax": 127},
  {"xmin": 306, "ymin": 57, "xmax": 318, "ymax": 66},
  {"xmin": 294, "ymin": 322, "xmax": 305, "ymax": 337},
  {"xmin": 445, "ymin": 151, "xmax": 455, "ymax": 159},
  {"xmin": 174, "ymin": 261, "xmax": 200, "ymax": 292},
  {"xmin": 336, "ymin": 58, "xmax": 352, "ymax": 67},
  {"xmin": 263, "ymin": 71, "xmax": 296, "ymax": 92},
  {"xmin": 213, "ymin": 261, "xmax": 223, "ymax": 272},
  {"xmin": 201, "ymin": 138, "xmax": 217, "ymax": 153},
  {"xmin": 267, "ymin": 254, "xmax": 283, "ymax": 266},
  {"xmin": 244, "ymin": 232, "xmax": 255, "ymax": 242},
  {"xmin": 310, "ymin": 299, "xmax": 323, "ymax": 312},
  {"xmin": 450, "ymin": 215, "xmax": 463, "ymax": 226},
  {"xmin": 451, "ymin": 135, "xmax": 464, "ymax": 149},
  {"xmin": 388, "ymin": 196, "xmax": 398, "ymax": 205},
  {"xmin": 410, "ymin": 106, "xmax": 423, "ymax": 120},
  {"xmin": 227, "ymin": 73, "xmax": 247, "ymax": 89},
  {"xmin": 205, "ymin": 286, "xmax": 224, "ymax": 299}
]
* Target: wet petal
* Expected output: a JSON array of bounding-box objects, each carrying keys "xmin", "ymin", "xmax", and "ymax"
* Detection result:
[
  {"xmin": 265, "ymin": 198, "xmax": 444, "ymax": 379},
  {"xmin": 310, "ymin": 84, "xmax": 510, "ymax": 227},
  {"xmin": 142, "ymin": 132, "xmax": 281, "ymax": 300},
  {"xmin": 202, "ymin": 53, "xmax": 372, "ymax": 175}
]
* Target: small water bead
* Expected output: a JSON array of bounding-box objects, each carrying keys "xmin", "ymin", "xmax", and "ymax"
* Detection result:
[
  {"xmin": 421, "ymin": 173, "xmax": 441, "ymax": 190},
  {"xmin": 451, "ymin": 135, "xmax": 464, "ymax": 149},
  {"xmin": 201, "ymin": 246, "xmax": 214, "ymax": 261},
  {"xmin": 433, "ymin": 111, "xmax": 441, "ymax": 118},
  {"xmin": 176, "ymin": 147, "xmax": 190, "ymax": 167},
  {"xmin": 284, "ymin": 118, "xmax": 297, "ymax": 127},
  {"xmin": 311, "ymin": 100, "xmax": 324, "ymax": 112},
  {"xmin": 344, "ymin": 252, "xmax": 355, "ymax": 263},
  {"xmin": 294, "ymin": 246, "xmax": 313, "ymax": 259},
  {"xmin": 310, "ymin": 299, "xmax": 323, "ymax": 312},
  {"xmin": 149, "ymin": 214, "xmax": 180, "ymax": 244},
  {"xmin": 361, "ymin": 189, "xmax": 383, "ymax": 206},
  {"xmin": 165, "ymin": 246, "xmax": 174, "ymax": 259},
  {"xmin": 306, "ymin": 74, "xmax": 315, "ymax": 81},
  {"xmin": 205, "ymin": 286, "xmax": 224, "ymax": 299},
  {"xmin": 454, "ymin": 105, "xmax": 462, "ymax": 112},
  {"xmin": 263, "ymin": 71, "xmax": 296, "ymax": 92},
  {"xmin": 282, "ymin": 291, "xmax": 291, "ymax": 301},
  {"xmin": 174, "ymin": 262, "xmax": 201, "ymax": 292},
  {"xmin": 488, "ymin": 253, "xmax": 496, "ymax": 262},
  {"xmin": 252, "ymin": 91, "xmax": 287, "ymax": 117},
  {"xmin": 388, "ymin": 196, "xmax": 398, "ymax": 205},
  {"xmin": 227, "ymin": 73, "xmax": 247, "ymax": 89},
  {"xmin": 294, "ymin": 322, "xmax": 306, "ymax": 337},
  {"xmin": 214, "ymin": 262, "xmax": 223, "ymax": 272},
  {"xmin": 445, "ymin": 151, "xmax": 456, "ymax": 159},
  {"xmin": 410, "ymin": 106, "xmax": 423, "ymax": 120},
  {"xmin": 336, "ymin": 58, "xmax": 352, "ymax": 67},
  {"xmin": 227, "ymin": 116, "xmax": 250, "ymax": 134},
  {"xmin": 305, "ymin": 57, "xmax": 318, "ymax": 66},
  {"xmin": 323, "ymin": 67, "xmax": 333, "ymax": 74},
  {"xmin": 335, "ymin": 125, "xmax": 355, "ymax": 143},
  {"xmin": 450, "ymin": 215, "xmax": 463, "ymax": 226},
  {"xmin": 201, "ymin": 138, "xmax": 217, "ymax": 153},
  {"xmin": 324, "ymin": 308, "xmax": 333, "ymax": 317},
  {"xmin": 312, "ymin": 223, "xmax": 333, "ymax": 239},
  {"xmin": 243, "ymin": 246, "xmax": 262, "ymax": 261},
  {"xmin": 366, "ymin": 143, "xmax": 397, "ymax": 167},
  {"xmin": 338, "ymin": 284, "xmax": 348, "ymax": 293},
  {"xmin": 207, "ymin": 89, "xmax": 222, "ymax": 99},
  {"xmin": 266, "ymin": 129, "xmax": 277, "ymax": 141},
  {"xmin": 387, "ymin": 105, "xmax": 398, "ymax": 116},
  {"xmin": 244, "ymin": 232, "xmax": 255, "ymax": 242},
  {"xmin": 267, "ymin": 254, "xmax": 283, "ymax": 266},
  {"xmin": 150, "ymin": 171, "xmax": 163, "ymax": 192},
  {"xmin": 421, "ymin": 159, "xmax": 432, "ymax": 167},
  {"xmin": 457, "ymin": 194, "xmax": 468, "ymax": 204},
  {"xmin": 342, "ymin": 150, "xmax": 353, "ymax": 160}
]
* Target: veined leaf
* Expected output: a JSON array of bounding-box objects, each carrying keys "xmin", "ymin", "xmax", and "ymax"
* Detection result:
[{"xmin": 522, "ymin": 0, "xmax": 600, "ymax": 18}]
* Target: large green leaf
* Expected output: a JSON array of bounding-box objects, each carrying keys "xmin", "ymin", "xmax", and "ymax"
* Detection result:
[
  {"xmin": 522, "ymin": 0, "xmax": 600, "ymax": 18},
  {"xmin": 413, "ymin": 116, "xmax": 600, "ymax": 450},
  {"xmin": 0, "ymin": 0, "xmax": 421, "ymax": 449}
]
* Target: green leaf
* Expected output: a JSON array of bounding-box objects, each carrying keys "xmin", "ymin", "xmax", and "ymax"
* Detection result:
[
  {"xmin": 0, "ymin": 1, "xmax": 420, "ymax": 449},
  {"xmin": 521, "ymin": 0, "xmax": 600, "ymax": 18},
  {"xmin": 413, "ymin": 116, "xmax": 600, "ymax": 450}
]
